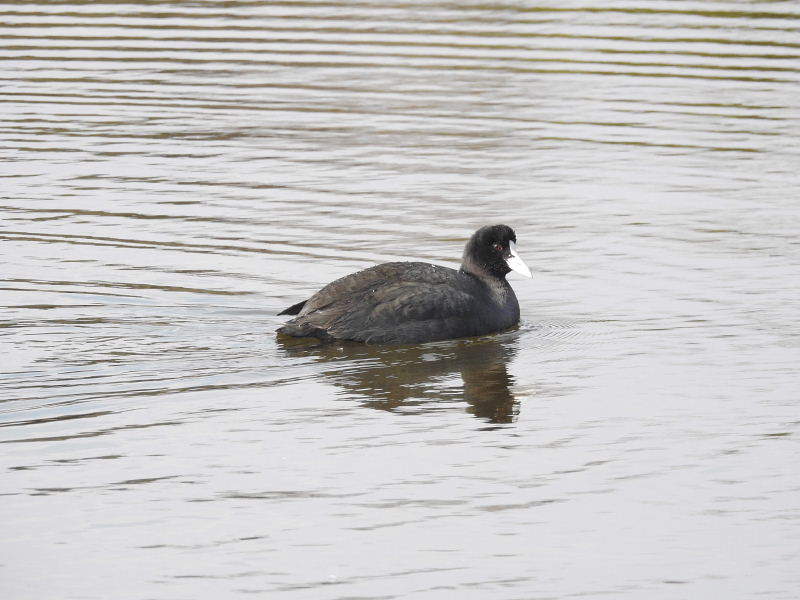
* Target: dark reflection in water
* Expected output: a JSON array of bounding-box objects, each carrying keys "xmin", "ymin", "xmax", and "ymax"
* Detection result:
[{"xmin": 278, "ymin": 334, "xmax": 520, "ymax": 423}]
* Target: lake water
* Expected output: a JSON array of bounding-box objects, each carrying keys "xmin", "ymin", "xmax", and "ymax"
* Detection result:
[{"xmin": 2, "ymin": 1, "xmax": 799, "ymax": 598}]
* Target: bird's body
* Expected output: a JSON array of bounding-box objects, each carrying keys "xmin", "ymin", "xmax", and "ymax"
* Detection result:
[{"xmin": 277, "ymin": 224, "xmax": 531, "ymax": 345}]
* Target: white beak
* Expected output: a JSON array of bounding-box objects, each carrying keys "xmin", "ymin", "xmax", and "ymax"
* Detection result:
[{"xmin": 506, "ymin": 241, "xmax": 532, "ymax": 278}]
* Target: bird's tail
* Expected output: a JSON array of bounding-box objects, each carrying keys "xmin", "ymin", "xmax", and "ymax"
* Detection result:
[{"xmin": 278, "ymin": 299, "xmax": 307, "ymax": 316}]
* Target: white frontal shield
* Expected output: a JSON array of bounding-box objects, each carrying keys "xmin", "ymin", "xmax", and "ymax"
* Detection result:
[{"xmin": 506, "ymin": 241, "xmax": 532, "ymax": 278}]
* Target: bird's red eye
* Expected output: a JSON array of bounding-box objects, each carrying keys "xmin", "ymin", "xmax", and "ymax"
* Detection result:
[{"xmin": 492, "ymin": 242, "xmax": 503, "ymax": 252}]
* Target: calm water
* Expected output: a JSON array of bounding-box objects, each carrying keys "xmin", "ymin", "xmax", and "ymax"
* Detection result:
[{"xmin": 2, "ymin": 1, "xmax": 799, "ymax": 598}]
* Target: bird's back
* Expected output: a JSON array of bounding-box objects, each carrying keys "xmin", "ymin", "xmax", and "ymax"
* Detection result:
[{"xmin": 278, "ymin": 262, "xmax": 518, "ymax": 344}]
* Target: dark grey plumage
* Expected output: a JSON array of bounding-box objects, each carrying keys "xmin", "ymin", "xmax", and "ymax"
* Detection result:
[{"xmin": 277, "ymin": 224, "xmax": 527, "ymax": 345}]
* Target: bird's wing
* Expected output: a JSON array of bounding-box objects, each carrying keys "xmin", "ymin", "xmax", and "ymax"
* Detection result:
[
  {"xmin": 305, "ymin": 280, "xmax": 480, "ymax": 344},
  {"xmin": 298, "ymin": 262, "xmax": 437, "ymax": 314}
]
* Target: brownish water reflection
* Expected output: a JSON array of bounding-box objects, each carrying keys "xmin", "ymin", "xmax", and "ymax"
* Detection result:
[{"xmin": 277, "ymin": 335, "xmax": 519, "ymax": 423}]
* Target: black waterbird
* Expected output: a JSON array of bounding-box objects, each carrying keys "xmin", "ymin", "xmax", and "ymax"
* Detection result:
[{"xmin": 277, "ymin": 224, "xmax": 532, "ymax": 344}]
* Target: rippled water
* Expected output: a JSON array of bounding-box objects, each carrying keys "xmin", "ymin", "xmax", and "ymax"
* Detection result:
[{"xmin": 2, "ymin": 1, "xmax": 799, "ymax": 598}]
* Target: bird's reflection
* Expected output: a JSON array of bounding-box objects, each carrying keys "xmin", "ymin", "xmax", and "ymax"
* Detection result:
[{"xmin": 277, "ymin": 333, "xmax": 521, "ymax": 423}]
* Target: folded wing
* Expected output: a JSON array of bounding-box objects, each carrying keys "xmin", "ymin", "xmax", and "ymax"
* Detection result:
[{"xmin": 278, "ymin": 263, "xmax": 481, "ymax": 344}]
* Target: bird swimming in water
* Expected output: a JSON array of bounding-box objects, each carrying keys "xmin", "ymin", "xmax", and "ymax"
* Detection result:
[{"xmin": 277, "ymin": 224, "xmax": 532, "ymax": 345}]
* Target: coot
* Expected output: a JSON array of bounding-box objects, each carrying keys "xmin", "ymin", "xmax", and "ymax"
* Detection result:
[{"xmin": 277, "ymin": 224, "xmax": 531, "ymax": 344}]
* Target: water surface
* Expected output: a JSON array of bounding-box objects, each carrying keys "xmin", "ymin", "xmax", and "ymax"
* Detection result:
[{"xmin": 2, "ymin": 1, "xmax": 799, "ymax": 598}]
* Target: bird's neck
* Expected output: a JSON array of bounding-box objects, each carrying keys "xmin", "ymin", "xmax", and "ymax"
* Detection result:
[{"xmin": 460, "ymin": 264, "xmax": 512, "ymax": 302}]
